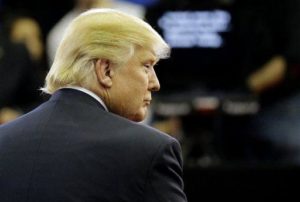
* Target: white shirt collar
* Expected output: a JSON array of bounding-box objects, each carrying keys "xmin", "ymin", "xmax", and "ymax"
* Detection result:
[{"xmin": 62, "ymin": 86, "xmax": 109, "ymax": 111}]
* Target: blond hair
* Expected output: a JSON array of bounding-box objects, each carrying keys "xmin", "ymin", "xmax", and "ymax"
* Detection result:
[{"xmin": 42, "ymin": 8, "xmax": 170, "ymax": 94}]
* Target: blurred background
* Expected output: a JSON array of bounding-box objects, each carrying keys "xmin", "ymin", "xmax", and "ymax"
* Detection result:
[{"xmin": 1, "ymin": 0, "xmax": 300, "ymax": 200}]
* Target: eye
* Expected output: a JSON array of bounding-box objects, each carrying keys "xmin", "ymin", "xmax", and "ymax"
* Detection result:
[
  {"xmin": 144, "ymin": 64, "xmax": 151, "ymax": 68},
  {"xmin": 143, "ymin": 64, "xmax": 152, "ymax": 73}
]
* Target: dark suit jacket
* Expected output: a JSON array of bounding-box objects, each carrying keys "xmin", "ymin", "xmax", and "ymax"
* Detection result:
[{"xmin": 0, "ymin": 89, "xmax": 187, "ymax": 202}]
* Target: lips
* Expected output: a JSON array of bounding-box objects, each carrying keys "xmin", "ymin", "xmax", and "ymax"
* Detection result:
[{"xmin": 144, "ymin": 99, "xmax": 151, "ymax": 105}]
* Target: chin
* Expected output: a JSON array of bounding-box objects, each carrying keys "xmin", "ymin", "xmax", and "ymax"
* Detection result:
[
  {"xmin": 129, "ymin": 112, "xmax": 146, "ymax": 122},
  {"xmin": 124, "ymin": 107, "xmax": 148, "ymax": 122},
  {"xmin": 130, "ymin": 115, "xmax": 145, "ymax": 122}
]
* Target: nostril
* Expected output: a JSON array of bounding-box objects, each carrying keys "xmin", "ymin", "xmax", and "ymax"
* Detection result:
[{"xmin": 150, "ymin": 81, "xmax": 160, "ymax": 92}]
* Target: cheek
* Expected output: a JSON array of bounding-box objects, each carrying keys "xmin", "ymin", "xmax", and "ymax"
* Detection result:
[
  {"xmin": 112, "ymin": 92, "xmax": 148, "ymax": 122},
  {"xmin": 123, "ymin": 96, "xmax": 147, "ymax": 116},
  {"xmin": 128, "ymin": 78, "xmax": 149, "ymax": 97}
]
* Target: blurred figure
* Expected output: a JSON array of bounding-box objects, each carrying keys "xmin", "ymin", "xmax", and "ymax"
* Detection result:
[
  {"xmin": 8, "ymin": 15, "xmax": 48, "ymax": 82},
  {"xmin": 47, "ymin": 0, "xmax": 145, "ymax": 64},
  {"xmin": 10, "ymin": 16, "xmax": 44, "ymax": 62},
  {"xmin": 0, "ymin": 30, "xmax": 41, "ymax": 124},
  {"xmin": 237, "ymin": 0, "xmax": 300, "ymax": 164}
]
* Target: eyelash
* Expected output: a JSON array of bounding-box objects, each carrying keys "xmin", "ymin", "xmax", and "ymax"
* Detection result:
[
  {"xmin": 143, "ymin": 62, "xmax": 158, "ymax": 72},
  {"xmin": 144, "ymin": 64, "xmax": 151, "ymax": 69}
]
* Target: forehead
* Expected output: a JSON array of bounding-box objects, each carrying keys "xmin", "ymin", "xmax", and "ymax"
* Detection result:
[{"xmin": 135, "ymin": 48, "xmax": 158, "ymax": 63}]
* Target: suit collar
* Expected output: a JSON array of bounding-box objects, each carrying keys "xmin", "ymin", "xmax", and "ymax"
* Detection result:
[
  {"xmin": 50, "ymin": 88, "xmax": 107, "ymax": 111},
  {"xmin": 61, "ymin": 86, "xmax": 108, "ymax": 111}
]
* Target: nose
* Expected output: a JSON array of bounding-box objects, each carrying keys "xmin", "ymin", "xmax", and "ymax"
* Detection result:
[{"xmin": 149, "ymin": 69, "xmax": 160, "ymax": 92}]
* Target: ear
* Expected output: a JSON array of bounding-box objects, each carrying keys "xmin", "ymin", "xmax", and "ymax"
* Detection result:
[{"xmin": 94, "ymin": 59, "xmax": 113, "ymax": 88}]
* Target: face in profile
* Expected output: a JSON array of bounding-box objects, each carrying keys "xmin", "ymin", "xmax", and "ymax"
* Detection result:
[{"xmin": 107, "ymin": 48, "xmax": 160, "ymax": 122}]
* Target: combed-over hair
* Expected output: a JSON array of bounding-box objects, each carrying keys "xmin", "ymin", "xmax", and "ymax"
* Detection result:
[{"xmin": 42, "ymin": 8, "xmax": 170, "ymax": 94}]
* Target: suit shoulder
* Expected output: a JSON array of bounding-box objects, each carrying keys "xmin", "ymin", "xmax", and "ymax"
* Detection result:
[
  {"xmin": 112, "ymin": 112, "xmax": 174, "ymax": 138},
  {"xmin": 110, "ymin": 113, "xmax": 178, "ymax": 148}
]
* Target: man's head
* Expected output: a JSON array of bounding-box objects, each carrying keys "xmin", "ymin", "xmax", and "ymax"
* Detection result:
[{"xmin": 42, "ymin": 8, "xmax": 170, "ymax": 121}]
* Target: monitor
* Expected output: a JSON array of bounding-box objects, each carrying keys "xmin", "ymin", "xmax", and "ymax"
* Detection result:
[{"xmin": 146, "ymin": 1, "xmax": 242, "ymax": 94}]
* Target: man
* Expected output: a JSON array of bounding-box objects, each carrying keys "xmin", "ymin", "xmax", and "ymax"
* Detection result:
[{"xmin": 0, "ymin": 9, "xmax": 187, "ymax": 202}]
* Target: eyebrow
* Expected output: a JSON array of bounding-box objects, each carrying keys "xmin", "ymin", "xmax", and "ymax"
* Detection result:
[
  {"xmin": 139, "ymin": 54, "xmax": 158, "ymax": 63},
  {"xmin": 141, "ymin": 59, "xmax": 159, "ymax": 68}
]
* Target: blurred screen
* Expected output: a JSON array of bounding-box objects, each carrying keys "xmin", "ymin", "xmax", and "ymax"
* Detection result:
[
  {"xmin": 158, "ymin": 10, "xmax": 231, "ymax": 49},
  {"xmin": 146, "ymin": 2, "xmax": 241, "ymax": 94}
]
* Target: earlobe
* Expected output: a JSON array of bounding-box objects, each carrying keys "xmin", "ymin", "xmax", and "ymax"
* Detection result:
[{"xmin": 95, "ymin": 59, "xmax": 113, "ymax": 88}]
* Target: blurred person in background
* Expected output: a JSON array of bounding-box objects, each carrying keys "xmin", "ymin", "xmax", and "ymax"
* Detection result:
[
  {"xmin": 234, "ymin": 0, "xmax": 300, "ymax": 164},
  {"xmin": 0, "ymin": 9, "xmax": 187, "ymax": 201},
  {"xmin": 7, "ymin": 13, "xmax": 48, "ymax": 80},
  {"xmin": 0, "ymin": 30, "xmax": 41, "ymax": 124},
  {"xmin": 0, "ymin": 11, "xmax": 47, "ymax": 124},
  {"xmin": 143, "ymin": 0, "xmax": 300, "ymax": 165},
  {"xmin": 10, "ymin": 16, "xmax": 44, "ymax": 62}
]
